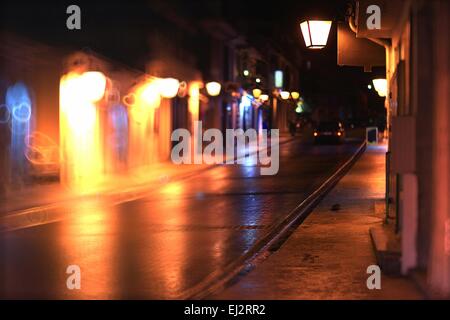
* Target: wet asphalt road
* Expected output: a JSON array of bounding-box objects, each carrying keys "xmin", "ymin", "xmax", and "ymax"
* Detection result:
[{"xmin": 0, "ymin": 139, "xmax": 361, "ymax": 299}]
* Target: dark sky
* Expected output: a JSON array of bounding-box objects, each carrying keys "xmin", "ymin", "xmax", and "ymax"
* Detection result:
[{"xmin": 0, "ymin": 0, "xmax": 385, "ymax": 121}]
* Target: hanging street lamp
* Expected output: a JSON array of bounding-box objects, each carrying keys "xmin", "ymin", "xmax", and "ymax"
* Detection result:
[
  {"xmin": 300, "ymin": 20, "xmax": 332, "ymax": 49},
  {"xmin": 372, "ymin": 78, "xmax": 387, "ymax": 97}
]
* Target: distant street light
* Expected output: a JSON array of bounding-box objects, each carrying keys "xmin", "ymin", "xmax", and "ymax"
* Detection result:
[
  {"xmin": 280, "ymin": 91, "xmax": 290, "ymax": 100},
  {"xmin": 291, "ymin": 91, "xmax": 300, "ymax": 100},
  {"xmin": 206, "ymin": 81, "xmax": 221, "ymax": 96},
  {"xmin": 274, "ymin": 70, "xmax": 283, "ymax": 88},
  {"xmin": 243, "ymin": 70, "xmax": 250, "ymax": 77},
  {"xmin": 372, "ymin": 78, "xmax": 387, "ymax": 97},
  {"xmin": 256, "ymin": 78, "xmax": 261, "ymax": 83},
  {"xmin": 252, "ymin": 88, "xmax": 262, "ymax": 99},
  {"xmin": 300, "ymin": 20, "xmax": 332, "ymax": 49}
]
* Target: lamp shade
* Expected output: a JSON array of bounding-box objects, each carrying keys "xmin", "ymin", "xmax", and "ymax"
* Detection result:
[
  {"xmin": 252, "ymin": 88, "xmax": 262, "ymax": 98},
  {"xmin": 280, "ymin": 91, "xmax": 290, "ymax": 100},
  {"xmin": 291, "ymin": 91, "xmax": 300, "ymax": 100},
  {"xmin": 300, "ymin": 20, "xmax": 332, "ymax": 49},
  {"xmin": 206, "ymin": 81, "xmax": 221, "ymax": 96},
  {"xmin": 157, "ymin": 78, "xmax": 180, "ymax": 98},
  {"xmin": 372, "ymin": 78, "xmax": 387, "ymax": 97},
  {"xmin": 80, "ymin": 71, "xmax": 107, "ymax": 102}
]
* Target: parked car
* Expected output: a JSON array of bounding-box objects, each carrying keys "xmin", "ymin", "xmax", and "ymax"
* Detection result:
[{"xmin": 313, "ymin": 121, "xmax": 345, "ymax": 144}]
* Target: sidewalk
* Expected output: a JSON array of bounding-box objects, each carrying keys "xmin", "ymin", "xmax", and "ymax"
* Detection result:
[{"xmin": 213, "ymin": 143, "xmax": 423, "ymax": 300}]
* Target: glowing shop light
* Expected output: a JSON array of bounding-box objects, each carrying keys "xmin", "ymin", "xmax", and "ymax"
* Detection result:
[
  {"xmin": 256, "ymin": 78, "xmax": 261, "ymax": 83},
  {"xmin": 59, "ymin": 72, "xmax": 103, "ymax": 191},
  {"xmin": 259, "ymin": 94, "xmax": 269, "ymax": 102},
  {"xmin": 206, "ymin": 81, "xmax": 221, "ymax": 96},
  {"xmin": 243, "ymin": 70, "xmax": 250, "ymax": 77},
  {"xmin": 300, "ymin": 20, "xmax": 332, "ymax": 49}
]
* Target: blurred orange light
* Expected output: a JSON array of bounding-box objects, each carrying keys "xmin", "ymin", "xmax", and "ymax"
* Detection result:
[
  {"xmin": 81, "ymin": 71, "xmax": 107, "ymax": 102},
  {"xmin": 157, "ymin": 78, "xmax": 180, "ymax": 98},
  {"xmin": 59, "ymin": 71, "xmax": 103, "ymax": 192},
  {"xmin": 137, "ymin": 81, "xmax": 162, "ymax": 108}
]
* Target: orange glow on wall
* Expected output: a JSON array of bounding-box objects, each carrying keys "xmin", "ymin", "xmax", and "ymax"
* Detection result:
[
  {"xmin": 188, "ymin": 81, "xmax": 201, "ymax": 122},
  {"xmin": 127, "ymin": 78, "xmax": 162, "ymax": 169},
  {"xmin": 59, "ymin": 71, "xmax": 106, "ymax": 192}
]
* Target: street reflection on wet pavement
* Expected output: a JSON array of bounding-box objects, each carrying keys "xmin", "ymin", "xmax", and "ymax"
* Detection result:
[{"xmin": 0, "ymin": 139, "xmax": 360, "ymax": 299}]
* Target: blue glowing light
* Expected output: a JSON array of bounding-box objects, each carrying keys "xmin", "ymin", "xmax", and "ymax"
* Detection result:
[
  {"xmin": 109, "ymin": 104, "xmax": 128, "ymax": 161},
  {"xmin": 5, "ymin": 82, "xmax": 33, "ymax": 181}
]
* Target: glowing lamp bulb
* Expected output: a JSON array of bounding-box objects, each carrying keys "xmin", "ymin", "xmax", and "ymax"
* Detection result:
[
  {"xmin": 158, "ymin": 78, "xmax": 180, "ymax": 98},
  {"xmin": 206, "ymin": 81, "xmax": 221, "ymax": 96},
  {"xmin": 300, "ymin": 20, "xmax": 332, "ymax": 49},
  {"xmin": 372, "ymin": 78, "xmax": 387, "ymax": 97},
  {"xmin": 81, "ymin": 71, "xmax": 107, "ymax": 102},
  {"xmin": 291, "ymin": 91, "xmax": 300, "ymax": 100},
  {"xmin": 280, "ymin": 91, "xmax": 290, "ymax": 100},
  {"xmin": 139, "ymin": 82, "xmax": 161, "ymax": 107},
  {"xmin": 252, "ymin": 88, "xmax": 262, "ymax": 99}
]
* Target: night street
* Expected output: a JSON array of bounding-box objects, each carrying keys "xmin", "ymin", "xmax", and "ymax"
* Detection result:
[
  {"xmin": 1, "ymin": 0, "xmax": 450, "ymax": 309},
  {"xmin": 1, "ymin": 139, "xmax": 360, "ymax": 299}
]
